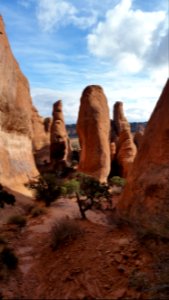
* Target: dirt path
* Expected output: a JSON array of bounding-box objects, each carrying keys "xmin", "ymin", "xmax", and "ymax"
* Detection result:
[{"xmin": 0, "ymin": 194, "xmax": 155, "ymax": 299}]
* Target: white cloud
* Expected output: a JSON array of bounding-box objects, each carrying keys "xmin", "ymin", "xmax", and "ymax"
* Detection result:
[
  {"xmin": 87, "ymin": 0, "xmax": 166, "ymax": 73},
  {"xmin": 31, "ymin": 75, "xmax": 168, "ymax": 124},
  {"xmin": 36, "ymin": 0, "xmax": 97, "ymax": 31},
  {"xmin": 37, "ymin": 0, "xmax": 77, "ymax": 31}
]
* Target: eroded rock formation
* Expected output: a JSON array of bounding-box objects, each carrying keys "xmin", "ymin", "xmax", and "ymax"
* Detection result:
[
  {"xmin": 0, "ymin": 16, "xmax": 47, "ymax": 185},
  {"xmin": 77, "ymin": 85, "xmax": 110, "ymax": 183},
  {"xmin": 50, "ymin": 100, "xmax": 71, "ymax": 167},
  {"xmin": 134, "ymin": 125, "xmax": 145, "ymax": 149},
  {"xmin": 117, "ymin": 79, "xmax": 169, "ymax": 237},
  {"xmin": 111, "ymin": 101, "xmax": 137, "ymax": 177}
]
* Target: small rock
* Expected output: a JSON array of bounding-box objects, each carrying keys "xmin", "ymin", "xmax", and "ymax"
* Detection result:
[
  {"xmin": 114, "ymin": 253, "xmax": 123, "ymax": 263},
  {"xmin": 117, "ymin": 265, "xmax": 125, "ymax": 273}
]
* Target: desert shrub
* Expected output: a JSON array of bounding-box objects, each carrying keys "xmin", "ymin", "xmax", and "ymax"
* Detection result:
[
  {"xmin": 61, "ymin": 179, "xmax": 80, "ymax": 196},
  {"xmin": 109, "ymin": 176, "xmax": 126, "ymax": 187},
  {"xmin": 0, "ymin": 247, "xmax": 18, "ymax": 270},
  {"xmin": 7, "ymin": 215, "xmax": 27, "ymax": 227},
  {"xmin": 0, "ymin": 184, "xmax": 16, "ymax": 208},
  {"xmin": 73, "ymin": 174, "xmax": 112, "ymax": 218},
  {"xmin": 50, "ymin": 218, "xmax": 83, "ymax": 250},
  {"xmin": 28, "ymin": 173, "xmax": 63, "ymax": 206},
  {"xmin": 128, "ymin": 270, "xmax": 150, "ymax": 291},
  {"xmin": 31, "ymin": 207, "xmax": 46, "ymax": 218}
]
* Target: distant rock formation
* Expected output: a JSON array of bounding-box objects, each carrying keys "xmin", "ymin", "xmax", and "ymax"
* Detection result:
[
  {"xmin": 0, "ymin": 16, "xmax": 47, "ymax": 185},
  {"xmin": 32, "ymin": 109, "xmax": 50, "ymax": 151},
  {"xmin": 134, "ymin": 125, "xmax": 145, "ymax": 149},
  {"xmin": 114, "ymin": 101, "xmax": 130, "ymax": 135},
  {"xmin": 111, "ymin": 101, "xmax": 137, "ymax": 178},
  {"xmin": 77, "ymin": 85, "xmax": 110, "ymax": 183},
  {"xmin": 50, "ymin": 100, "xmax": 71, "ymax": 167},
  {"xmin": 117, "ymin": 79, "xmax": 169, "ymax": 237}
]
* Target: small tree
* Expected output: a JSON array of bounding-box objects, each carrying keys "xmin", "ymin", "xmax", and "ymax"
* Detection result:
[
  {"xmin": 75, "ymin": 174, "xmax": 112, "ymax": 219},
  {"xmin": 28, "ymin": 173, "xmax": 63, "ymax": 206}
]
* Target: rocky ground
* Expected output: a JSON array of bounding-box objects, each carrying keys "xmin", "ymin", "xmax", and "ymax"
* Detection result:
[{"xmin": 0, "ymin": 186, "xmax": 169, "ymax": 300}]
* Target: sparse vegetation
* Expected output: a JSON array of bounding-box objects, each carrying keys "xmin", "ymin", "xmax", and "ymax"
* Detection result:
[
  {"xmin": 31, "ymin": 207, "xmax": 46, "ymax": 217},
  {"xmin": 109, "ymin": 176, "xmax": 126, "ymax": 187},
  {"xmin": 0, "ymin": 184, "xmax": 16, "ymax": 208},
  {"xmin": 7, "ymin": 215, "xmax": 27, "ymax": 227},
  {"xmin": 28, "ymin": 173, "xmax": 63, "ymax": 206},
  {"xmin": 50, "ymin": 217, "xmax": 83, "ymax": 250},
  {"xmin": 128, "ymin": 270, "xmax": 149, "ymax": 291},
  {"xmin": 61, "ymin": 179, "xmax": 80, "ymax": 196}
]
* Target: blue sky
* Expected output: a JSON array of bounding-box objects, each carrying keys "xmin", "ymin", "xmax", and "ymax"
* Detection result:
[{"xmin": 0, "ymin": 0, "xmax": 168, "ymax": 123}]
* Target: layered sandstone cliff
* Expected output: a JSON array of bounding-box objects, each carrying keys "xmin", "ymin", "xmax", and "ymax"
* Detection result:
[
  {"xmin": 77, "ymin": 85, "xmax": 110, "ymax": 183},
  {"xmin": 0, "ymin": 16, "xmax": 47, "ymax": 185},
  {"xmin": 117, "ymin": 79, "xmax": 169, "ymax": 237}
]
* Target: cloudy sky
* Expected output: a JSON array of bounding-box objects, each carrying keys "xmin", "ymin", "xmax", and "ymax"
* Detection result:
[{"xmin": 0, "ymin": 0, "xmax": 168, "ymax": 123}]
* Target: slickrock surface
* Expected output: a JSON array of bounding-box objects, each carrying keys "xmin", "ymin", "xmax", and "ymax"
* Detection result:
[
  {"xmin": 50, "ymin": 100, "xmax": 71, "ymax": 167},
  {"xmin": 118, "ymin": 79, "xmax": 169, "ymax": 237},
  {"xmin": 77, "ymin": 85, "xmax": 110, "ymax": 183},
  {"xmin": 0, "ymin": 16, "xmax": 47, "ymax": 185}
]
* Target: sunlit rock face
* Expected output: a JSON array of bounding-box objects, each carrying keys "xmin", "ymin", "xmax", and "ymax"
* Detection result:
[
  {"xmin": 0, "ymin": 16, "xmax": 47, "ymax": 185},
  {"xmin": 111, "ymin": 101, "xmax": 137, "ymax": 178},
  {"xmin": 50, "ymin": 100, "xmax": 71, "ymax": 167},
  {"xmin": 77, "ymin": 85, "xmax": 111, "ymax": 183},
  {"xmin": 118, "ymin": 79, "xmax": 169, "ymax": 237}
]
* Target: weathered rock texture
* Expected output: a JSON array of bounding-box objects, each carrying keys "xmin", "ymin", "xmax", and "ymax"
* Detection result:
[
  {"xmin": 134, "ymin": 125, "xmax": 145, "ymax": 149},
  {"xmin": 118, "ymin": 79, "xmax": 169, "ymax": 237},
  {"xmin": 50, "ymin": 100, "xmax": 71, "ymax": 167},
  {"xmin": 111, "ymin": 102, "xmax": 137, "ymax": 177},
  {"xmin": 0, "ymin": 16, "xmax": 47, "ymax": 185},
  {"xmin": 77, "ymin": 85, "xmax": 110, "ymax": 183}
]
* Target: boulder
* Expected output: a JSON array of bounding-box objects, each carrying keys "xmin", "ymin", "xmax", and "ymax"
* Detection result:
[
  {"xmin": 77, "ymin": 85, "xmax": 110, "ymax": 183},
  {"xmin": 117, "ymin": 79, "xmax": 169, "ymax": 237}
]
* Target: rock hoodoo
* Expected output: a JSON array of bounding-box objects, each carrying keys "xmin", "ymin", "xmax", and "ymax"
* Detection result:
[
  {"xmin": 117, "ymin": 79, "xmax": 169, "ymax": 237},
  {"xmin": 0, "ymin": 16, "xmax": 47, "ymax": 185},
  {"xmin": 77, "ymin": 85, "xmax": 111, "ymax": 183},
  {"xmin": 134, "ymin": 125, "xmax": 145, "ymax": 149},
  {"xmin": 50, "ymin": 100, "xmax": 71, "ymax": 167},
  {"xmin": 111, "ymin": 101, "xmax": 137, "ymax": 177}
]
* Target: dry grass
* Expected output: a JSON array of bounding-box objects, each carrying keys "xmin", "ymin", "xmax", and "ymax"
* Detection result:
[{"xmin": 50, "ymin": 217, "xmax": 83, "ymax": 250}]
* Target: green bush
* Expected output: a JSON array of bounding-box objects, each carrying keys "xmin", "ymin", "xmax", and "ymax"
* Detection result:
[
  {"xmin": 61, "ymin": 179, "xmax": 80, "ymax": 196},
  {"xmin": 28, "ymin": 173, "xmax": 63, "ymax": 206},
  {"xmin": 8, "ymin": 215, "xmax": 27, "ymax": 227},
  {"xmin": 0, "ymin": 247, "xmax": 18, "ymax": 270},
  {"xmin": 50, "ymin": 218, "xmax": 83, "ymax": 250},
  {"xmin": 109, "ymin": 176, "xmax": 126, "ymax": 187},
  {"xmin": 77, "ymin": 173, "xmax": 110, "ymax": 200}
]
